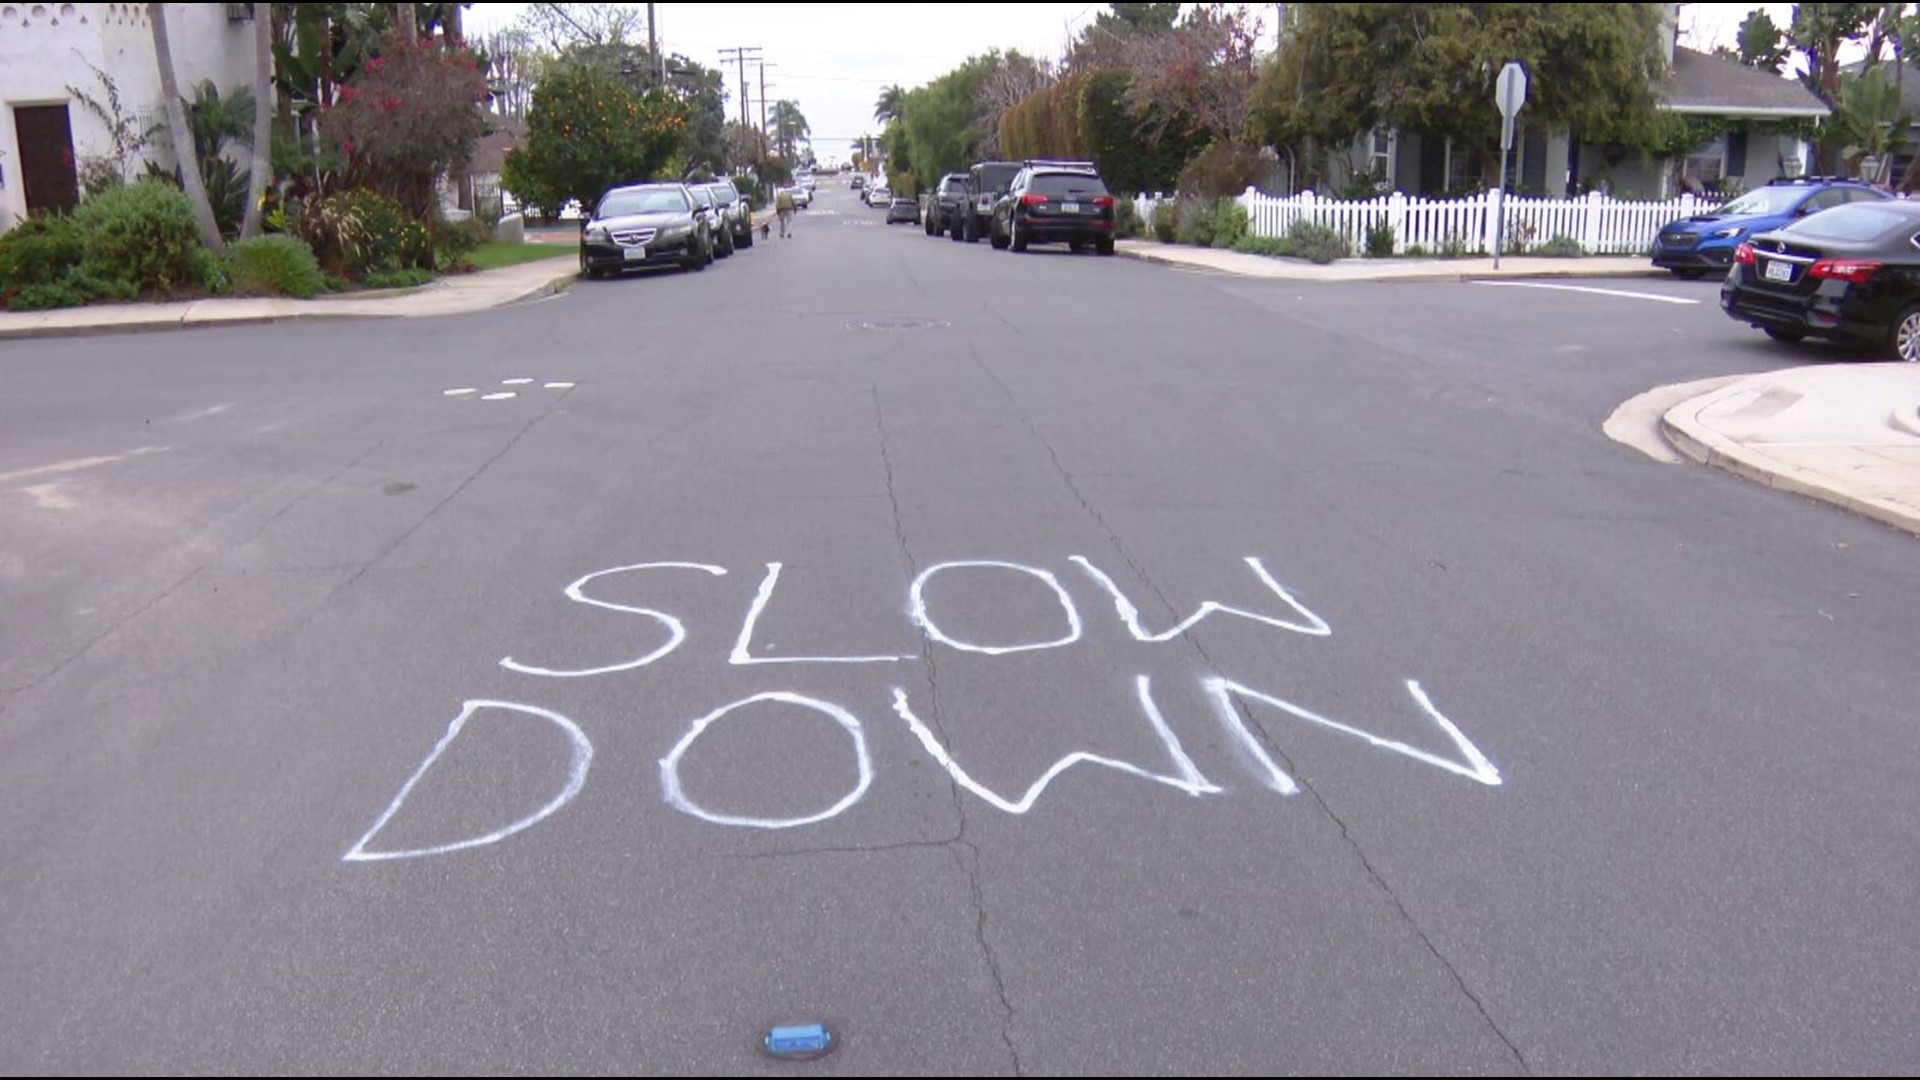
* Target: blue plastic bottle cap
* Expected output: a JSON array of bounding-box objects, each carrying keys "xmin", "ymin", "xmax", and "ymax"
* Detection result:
[{"xmin": 764, "ymin": 1023, "xmax": 833, "ymax": 1058}]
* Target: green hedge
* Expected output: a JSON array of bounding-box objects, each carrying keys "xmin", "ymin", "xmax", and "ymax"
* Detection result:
[
  {"xmin": 226, "ymin": 235, "xmax": 325, "ymax": 298},
  {"xmin": 0, "ymin": 180, "xmax": 203, "ymax": 310}
]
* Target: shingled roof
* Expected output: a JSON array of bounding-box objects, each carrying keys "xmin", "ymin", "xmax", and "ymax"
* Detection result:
[{"xmin": 1661, "ymin": 46, "xmax": 1829, "ymax": 118}]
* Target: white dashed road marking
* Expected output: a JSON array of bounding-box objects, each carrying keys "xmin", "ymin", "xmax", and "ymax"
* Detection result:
[{"xmin": 481, "ymin": 392, "xmax": 517, "ymax": 401}]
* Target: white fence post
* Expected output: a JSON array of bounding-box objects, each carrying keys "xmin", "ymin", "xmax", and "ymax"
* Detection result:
[
  {"xmin": 1388, "ymin": 191, "xmax": 1408, "ymax": 254},
  {"xmin": 1580, "ymin": 190, "xmax": 1601, "ymax": 253}
]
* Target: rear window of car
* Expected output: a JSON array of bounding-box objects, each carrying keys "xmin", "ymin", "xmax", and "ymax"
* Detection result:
[
  {"xmin": 1783, "ymin": 203, "xmax": 1920, "ymax": 243},
  {"xmin": 973, "ymin": 165, "xmax": 1022, "ymax": 191},
  {"xmin": 1030, "ymin": 172, "xmax": 1108, "ymax": 197},
  {"xmin": 597, "ymin": 188, "xmax": 688, "ymax": 216},
  {"xmin": 710, "ymin": 185, "xmax": 738, "ymax": 204}
]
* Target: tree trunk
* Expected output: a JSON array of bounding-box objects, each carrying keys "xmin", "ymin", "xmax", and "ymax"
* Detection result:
[
  {"xmin": 151, "ymin": 2, "xmax": 226, "ymax": 254},
  {"xmin": 241, "ymin": 6, "xmax": 272, "ymax": 237},
  {"xmin": 446, "ymin": 1, "xmax": 462, "ymax": 43}
]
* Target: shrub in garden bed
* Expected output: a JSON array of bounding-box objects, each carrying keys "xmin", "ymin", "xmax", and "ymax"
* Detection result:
[
  {"xmin": 1151, "ymin": 201, "xmax": 1179, "ymax": 244},
  {"xmin": 0, "ymin": 180, "xmax": 204, "ymax": 310},
  {"xmin": 226, "ymin": 235, "xmax": 325, "ymax": 298}
]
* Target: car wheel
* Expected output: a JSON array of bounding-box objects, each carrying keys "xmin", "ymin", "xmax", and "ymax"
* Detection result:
[
  {"xmin": 950, "ymin": 214, "xmax": 965, "ymax": 242},
  {"xmin": 1763, "ymin": 327, "xmax": 1807, "ymax": 345},
  {"xmin": 924, "ymin": 214, "xmax": 936, "ymax": 236},
  {"xmin": 704, "ymin": 236, "xmax": 716, "ymax": 266},
  {"xmin": 1069, "ymin": 241, "xmax": 1086, "ymax": 254},
  {"xmin": 738, "ymin": 227, "xmax": 753, "ymax": 250},
  {"xmin": 963, "ymin": 213, "xmax": 980, "ymax": 243},
  {"xmin": 1095, "ymin": 236, "xmax": 1115, "ymax": 256},
  {"xmin": 991, "ymin": 220, "xmax": 1010, "ymax": 250},
  {"xmin": 1009, "ymin": 220, "xmax": 1028, "ymax": 252},
  {"xmin": 1890, "ymin": 304, "xmax": 1920, "ymax": 361},
  {"xmin": 1669, "ymin": 267, "xmax": 1709, "ymax": 280},
  {"xmin": 579, "ymin": 248, "xmax": 601, "ymax": 280},
  {"xmin": 716, "ymin": 229, "xmax": 734, "ymax": 258}
]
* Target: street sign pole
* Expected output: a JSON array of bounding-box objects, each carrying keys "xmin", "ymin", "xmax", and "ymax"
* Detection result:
[{"xmin": 1494, "ymin": 61, "xmax": 1528, "ymax": 270}]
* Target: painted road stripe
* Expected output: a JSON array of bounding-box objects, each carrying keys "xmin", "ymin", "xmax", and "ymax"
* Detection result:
[{"xmin": 1470, "ymin": 281, "xmax": 1700, "ymax": 305}]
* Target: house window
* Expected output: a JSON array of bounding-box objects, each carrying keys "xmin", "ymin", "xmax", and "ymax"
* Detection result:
[
  {"xmin": 1682, "ymin": 134, "xmax": 1728, "ymax": 193},
  {"xmin": 1366, "ymin": 127, "xmax": 1395, "ymax": 189},
  {"xmin": 1443, "ymin": 137, "xmax": 1478, "ymax": 193}
]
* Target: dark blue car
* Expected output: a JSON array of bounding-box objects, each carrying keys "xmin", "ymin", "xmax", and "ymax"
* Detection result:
[{"xmin": 1652, "ymin": 177, "xmax": 1890, "ymax": 278}]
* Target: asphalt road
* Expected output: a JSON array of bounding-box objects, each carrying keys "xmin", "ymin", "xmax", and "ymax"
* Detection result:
[{"xmin": 3, "ymin": 184, "xmax": 1917, "ymax": 1076}]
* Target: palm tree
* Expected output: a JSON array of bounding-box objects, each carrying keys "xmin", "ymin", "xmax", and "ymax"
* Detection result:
[
  {"xmin": 149, "ymin": 3, "xmax": 224, "ymax": 254},
  {"xmin": 769, "ymin": 99, "xmax": 809, "ymax": 159},
  {"xmin": 874, "ymin": 83, "xmax": 905, "ymax": 125},
  {"xmin": 241, "ymin": 8, "xmax": 271, "ymax": 237}
]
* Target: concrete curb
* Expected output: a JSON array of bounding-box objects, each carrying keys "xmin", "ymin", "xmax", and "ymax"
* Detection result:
[
  {"xmin": 1661, "ymin": 384, "xmax": 1920, "ymax": 537},
  {"xmin": 0, "ymin": 267, "xmax": 577, "ymax": 343},
  {"xmin": 1892, "ymin": 402, "xmax": 1920, "ymax": 439},
  {"xmin": 1113, "ymin": 242, "xmax": 1664, "ymax": 283}
]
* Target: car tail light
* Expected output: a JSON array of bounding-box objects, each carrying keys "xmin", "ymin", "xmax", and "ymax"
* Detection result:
[
  {"xmin": 1092, "ymin": 195, "xmax": 1115, "ymax": 209},
  {"xmin": 1809, "ymin": 258, "xmax": 1883, "ymax": 284},
  {"xmin": 1733, "ymin": 242, "xmax": 1755, "ymax": 266},
  {"xmin": 1019, "ymin": 193, "xmax": 1048, "ymax": 206}
]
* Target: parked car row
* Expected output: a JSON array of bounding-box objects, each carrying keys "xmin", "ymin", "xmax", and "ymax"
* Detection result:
[
  {"xmin": 1660, "ymin": 173, "xmax": 1920, "ymax": 360},
  {"xmin": 578, "ymin": 180, "xmax": 758, "ymax": 279},
  {"xmin": 908, "ymin": 159, "xmax": 1117, "ymax": 255}
]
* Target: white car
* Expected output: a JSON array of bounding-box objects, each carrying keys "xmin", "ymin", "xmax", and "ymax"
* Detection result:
[
  {"xmin": 787, "ymin": 185, "xmax": 813, "ymax": 209},
  {"xmin": 866, "ymin": 186, "xmax": 891, "ymax": 207}
]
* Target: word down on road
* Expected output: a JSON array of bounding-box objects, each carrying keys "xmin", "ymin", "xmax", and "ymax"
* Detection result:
[{"xmin": 344, "ymin": 557, "xmax": 1505, "ymax": 862}]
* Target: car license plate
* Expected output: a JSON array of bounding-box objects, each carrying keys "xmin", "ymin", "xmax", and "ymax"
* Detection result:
[
  {"xmin": 1763, "ymin": 259, "xmax": 1792, "ymax": 282},
  {"xmin": 624, "ymin": 247, "xmax": 647, "ymax": 262},
  {"xmin": 1063, "ymin": 201, "xmax": 1080, "ymax": 213}
]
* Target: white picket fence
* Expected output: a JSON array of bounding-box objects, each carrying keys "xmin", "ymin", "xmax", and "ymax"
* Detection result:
[{"xmin": 1132, "ymin": 188, "xmax": 1710, "ymax": 256}]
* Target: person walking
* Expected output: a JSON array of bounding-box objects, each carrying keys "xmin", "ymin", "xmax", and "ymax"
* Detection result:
[{"xmin": 775, "ymin": 186, "xmax": 796, "ymax": 238}]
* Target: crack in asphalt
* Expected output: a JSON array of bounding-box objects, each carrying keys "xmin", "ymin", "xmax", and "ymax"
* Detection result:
[
  {"xmin": 870, "ymin": 383, "xmax": 1024, "ymax": 1077},
  {"xmin": 324, "ymin": 407, "xmax": 554, "ymax": 605},
  {"xmin": 964, "ymin": 345, "xmax": 1529, "ymax": 1075}
]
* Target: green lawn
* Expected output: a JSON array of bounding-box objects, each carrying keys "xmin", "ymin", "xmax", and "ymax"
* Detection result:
[{"xmin": 466, "ymin": 241, "xmax": 572, "ymax": 272}]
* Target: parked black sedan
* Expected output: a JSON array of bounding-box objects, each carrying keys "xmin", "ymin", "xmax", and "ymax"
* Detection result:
[
  {"xmin": 579, "ymin": 183, "xmax": 713, "ymax": 278},
  {"xmin": 1722, "ymin": 199, "xmax": 1920, "ymax": 360}
]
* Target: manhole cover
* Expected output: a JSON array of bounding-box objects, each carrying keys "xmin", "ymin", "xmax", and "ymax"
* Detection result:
[{"xmin": 851, "ymin": 317, "xmax": 948, "ymax": 331}]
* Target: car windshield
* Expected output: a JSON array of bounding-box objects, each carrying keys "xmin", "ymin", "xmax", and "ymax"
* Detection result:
[
  {"xmin": 1030, "ymin": 172, "xmax": 1108, "ymax": 197},
  {"xmin": 597, "ymin": 189, "xmax": 687, "ymax": 217},
  {"xmin": 710, "ymin": 186, "xmax": 737, "ymax": 204},
  {"xmin": 1716, "ymin": 187, "xmax": 1809, "ymax": 216},
  {"xmin": 1783, "ymin": 203, "xmax": 1920, "ymax": 242}
]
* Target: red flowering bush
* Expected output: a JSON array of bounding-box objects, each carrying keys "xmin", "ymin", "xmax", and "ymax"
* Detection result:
[{"xmin": 327, "ymin": 31, "xmax": 489, "ymax": 220}]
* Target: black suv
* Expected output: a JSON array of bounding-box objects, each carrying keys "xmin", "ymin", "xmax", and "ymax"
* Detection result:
[
  {"xmin": 925, "ymin": 172, "xmax": 969, "ymax": 237},
  {"xmin": 579, "ymin": 183, "xmax": 714, "ymax": 278},
  {"xmin": 989, "ymin": 161, "xmax": 1117, "ymax": 255},
  {"xmin": 950, "ymin": 161, "xmax": 1023, "ymax": 243}
]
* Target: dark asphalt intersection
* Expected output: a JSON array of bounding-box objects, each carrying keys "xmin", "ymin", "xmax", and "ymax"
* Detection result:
[{"xmin": 2, "ymin": 185, "xmax": 1917, "ymax": 1075}]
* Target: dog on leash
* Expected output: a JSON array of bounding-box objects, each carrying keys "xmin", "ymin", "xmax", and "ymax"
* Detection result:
[{"xmin": 760, "ymin": 221, "xmax": 772, "ymax": 240}]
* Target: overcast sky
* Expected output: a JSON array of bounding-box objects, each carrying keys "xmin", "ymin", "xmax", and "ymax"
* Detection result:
[{"xmin": 466, "ymin": 4, "xmax": 1799, "ymax": 166}]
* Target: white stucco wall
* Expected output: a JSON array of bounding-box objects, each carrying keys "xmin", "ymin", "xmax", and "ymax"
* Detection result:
[{"xmin": 0, "ymin": 2, "xmax": 256, "ymax": 229}]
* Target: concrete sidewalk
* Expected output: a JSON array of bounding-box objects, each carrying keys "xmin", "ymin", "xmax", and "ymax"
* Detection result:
[
  {"xmin": 1115, "ymin": 239, "xmax": 1660, "ymax": 282},
  {"xmin": 0, "ymin": 256, "xmax": 575, "ymax": 342},
  {"xmin": 1662, "ymin": 363, "xmax": 1920, "ymax": 535}
]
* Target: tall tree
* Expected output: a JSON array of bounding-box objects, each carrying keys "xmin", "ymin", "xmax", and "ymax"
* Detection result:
[
  {"xmin": 1251, "ymin": 3, "xmax": 1667, "ymax": 188},
  {"xmin": 149, "ymin": 3, "xmax": 224, "ymax": 254},
  {"xmin": 1736, "ymin": 9, "xmax": 1792, "ymax": 73},
  {"xmin": 516, "ymin": 2, "xmax": 646, "ymax": 50},
  {"xmin": 769, "ymin": 99, "xmax": 809, "ymax": 158},
  {"xmin": 242, "ymin": 7, "xmax": 272, "ymax": 238},
  {"xmin": 874, "ymin": 83, "xmax": 905, "ymax": 125}
]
